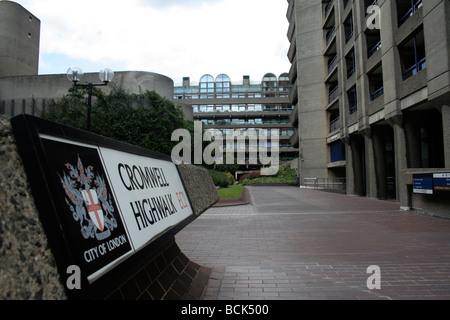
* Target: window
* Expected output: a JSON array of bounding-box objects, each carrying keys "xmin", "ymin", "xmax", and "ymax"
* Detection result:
[
  {"xmin": 326, "ymin": 25, "xmax": 336, "ymax": 47},
  {"xmin": 397, "ymin": 0, "xmax": 423, "ymax": 26},
  {"xmin": 324, "ymin": 0, "xmax": 334, "ymax": 17},
  {"xmin": 278, "ymin": 73, "xmax": 291, "ymax": 93},
  {"xmin": 328, "ymin": 84, "xmax": 339, "ymax": 104},
  {"xmin": 328, "ymin": 54, "xmax": 338, "ymax": 74},
  {"xmin": 200, "ymin": 74, "xmax": 215, "ymax": 93},
  {"xmin": 348, "ymin": 86, "xmax": 357, "ymax": 114},
  {"xmin": 366, "ymin": 29, "xmax": 381, "ymax": 58},
  {"xmin": 216, "ymin": 74, "xmax": 231, "ymax": 93},
  {"xmin": 368, "ymin": 63, "xmax": 384, "ymax": 101},
  {"xmin": 344, "ymin": 13, "xmax": 354, "ymax": 43},
  {"xmin": 330, "ymin": 141, "xmax": 346, "ymax": 162},
  {"xmin": 329, "ymin": 114, "xmax": 340, "ymax": 133},
  {"xmin": 346, "ymin": 48, "xmax": 355, "ymax": 78},
  {"xmin": 399, "ymin": 27, "xmax": 426, "ymax": 80},
  {"xmin": 263, "ymin": 73, "xmax": 277, "ymax": 97}
]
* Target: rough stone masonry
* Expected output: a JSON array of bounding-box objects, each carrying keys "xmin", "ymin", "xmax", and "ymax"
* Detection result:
[{"xmin": 0, "ymin": 115, "xmax": 67, "ymax": 299}]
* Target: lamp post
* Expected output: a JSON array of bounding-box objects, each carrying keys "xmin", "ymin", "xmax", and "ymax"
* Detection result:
[{"xmin": 67, "ymin": 67, "xmax": 115, "ymax": 131}]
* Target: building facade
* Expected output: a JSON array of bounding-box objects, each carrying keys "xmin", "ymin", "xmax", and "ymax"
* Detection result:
[
  {"xmin": 287, "ymin": 0, "xmax": 450, "ymax": 206},
  {"xmin": 174, "ymin": 73, "xmax": 299, "ymax": 171},
  {"xmin": 0, "ymin": 1, "xmax": 40, "ymax": 79}
]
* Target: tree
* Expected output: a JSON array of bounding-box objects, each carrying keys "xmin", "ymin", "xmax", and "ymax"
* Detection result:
[{"xmin": 42, "ymin": 86, "xmax": 189, "ymax": 156}]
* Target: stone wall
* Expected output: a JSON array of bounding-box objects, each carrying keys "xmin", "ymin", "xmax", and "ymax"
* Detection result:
[
  {"xmin": 0, "ymin": 115, "xmax": 66, "ymax": 299},
  {"xmin": 0, "ymin": 115, "xmax": 218, "ymax": 299}
]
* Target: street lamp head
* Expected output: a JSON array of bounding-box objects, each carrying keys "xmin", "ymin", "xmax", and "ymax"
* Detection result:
[
  {"xmin": 99, "ymin": 68, "xmax": 115, "ymax": 83},
  {"xmin": 67, "ymin": 67, "xmax": 84, "ymax": 83}
]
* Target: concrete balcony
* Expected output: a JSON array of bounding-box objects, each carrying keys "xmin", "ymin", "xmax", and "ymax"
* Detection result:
[
  {"xmin": 290, "ymin": 79, "xmax": 298, "ymax": 106},
  {"xmin": 289, "ymin": 104, "xmax": 298, "ymax": 127},
  {"xmin": 289, "ymin": 130, "xmax": 299, "ymax": 148},
  {"xmin": 289, "ymin": 59, "xmax": 297, "ymax": 85},
  {"xmin": 287, "ymin": 37, "xmax": 296, "ymax": 63}
]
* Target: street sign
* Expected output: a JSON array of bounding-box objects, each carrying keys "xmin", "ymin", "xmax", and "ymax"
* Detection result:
[
  {"xmin": 433, "ymin": 173, "xmax": 450, "ymax": 191},
  {"xmin": 11, "ymin": 115, "xmax": 195, "ymax": 298},
  {"xmin": 413, "ymin": 173, "xmax": 433, "ymax": 195}
]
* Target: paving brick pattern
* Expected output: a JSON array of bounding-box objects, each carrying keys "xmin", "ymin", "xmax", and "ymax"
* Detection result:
[{"xmin": 175, "ymin": 186, "xmax": 450, "ymax": 300}]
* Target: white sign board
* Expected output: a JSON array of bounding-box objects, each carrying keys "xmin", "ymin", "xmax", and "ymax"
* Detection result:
[{"xmin": 40, "ymin": 135, "xmax": 193, "ymax": 283}]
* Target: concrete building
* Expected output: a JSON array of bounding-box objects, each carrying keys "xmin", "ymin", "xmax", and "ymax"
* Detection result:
[
  {"xmin": 0, "ymin": 71, "xmax": 185, "ymax": 118},
  {"xmin": 174, "ymin": 74, "xmax": 299, "ymax": 171},
  {"xmin": 0, "ymin": 1, "xmax": 40, "ymax": 79},
  {"xmin": 0, "ymin": 1, "xmax": 191, "ymax": 120},
  {"xmin": 287, "ymin": 0, "xmax": 450, "ymax": 214}
]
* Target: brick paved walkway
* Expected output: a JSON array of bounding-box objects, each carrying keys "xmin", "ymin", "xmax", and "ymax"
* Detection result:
[{"xmin": 175, "ymin": 186, "xmax": 450, "ymax": 300}]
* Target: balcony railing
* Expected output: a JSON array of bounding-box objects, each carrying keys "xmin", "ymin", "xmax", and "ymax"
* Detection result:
[
  {"xmin": 370, "ymin": 86, "xmax": 384, "ymax": 101},
  {"xmin": 326, "ymin": 25, "xmax": 336, "ymax": 46},
  {"xmin": 303, "ymin": 178, "xmax": 346, "ymax": 192},
  {"xmin": 324, "ymin": 0, "xmax": 334, "ymax": 18},
  {"xmin": 402, "ymin": 57, "xmax": 426, "ymax": 80},
  {"xmin": 347, "ymin": 66, "xmax": 355, "ymax": 78},
  {"xmin": 328, "ymin": 85, "xmax": 339, "ymax": 104},
  {"xmin": 329, "ymin": 117, "xmax": 340, "ymax": 133},
  {"xmin": 399, "ymin": 0, "xmax": 423, "ymax": 26},
  {"xmin": 328, "ymin": 55, "xmax": 338, "ymax": 74},
  {"xmin": 368, "ymin": 41, "xmax": 382, "ymax": 58}
]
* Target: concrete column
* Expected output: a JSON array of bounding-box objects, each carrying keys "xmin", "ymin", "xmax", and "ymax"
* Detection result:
[
  {"xmin": 372, "ymin": 130, "xmax": 386, "ymax": 199},
  {"xmin": 389, "ymin": 116, "xmax": 408, "ymax": 201},
  {"xmin": 404, "ymin": 117, "xmax": 422, "ymax": 168},
  {"xmin": 349, "ymin": 135, "xmax": 366, "ymax": 196},
  {"xmin": 345, "ymin": 142, "xmax": 354, "ymax": 195},
  {"xmin": 363, "ymin": 133, "xmax": 377, "ymax": 198},
  {"xmin": 443, "ymin": 105, "xmax": 450, "ymax": 168}
]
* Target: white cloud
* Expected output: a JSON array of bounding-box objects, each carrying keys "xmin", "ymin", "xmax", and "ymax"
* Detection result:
[{"xmin": 13, "ymin": 0, "xmax": 290, "ymax": 84}]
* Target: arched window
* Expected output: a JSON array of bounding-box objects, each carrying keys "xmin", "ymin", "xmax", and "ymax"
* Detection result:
[
  {"xmin": 215, "ymin": 74, "xmax": 231, "ymax": 93},
  {"xmin": 278, "ymin": 73, "xmax": 291, "ymax": 93},
  {"xmin": 200, "ymin": 74, "xmax": 215, "ymax": 93},
  {"xmin": 263, "ymin": 73, "xmax": 277, "ymax": 97}
]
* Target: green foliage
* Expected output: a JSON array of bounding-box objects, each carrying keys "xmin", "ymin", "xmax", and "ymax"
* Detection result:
[
  {"xmin": 42, "ymin": 86, "xmax": 188, "ymax": 156},
  {"xmin": 217, "ymin": 184, "xmax": 244, "ymax": 200},
  {"xmin": 239, "ymin": 165, "xmax": 298, "ymax": 186},
  {"xmin": 208, "ymin": 169, "xmax": 233, "ymax": 188}
]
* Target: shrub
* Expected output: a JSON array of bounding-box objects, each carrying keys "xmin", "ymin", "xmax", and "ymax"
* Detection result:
[
  {"xmin": 239, "ymin": 171, "xmax": 261, "ymax": 182},
  {"xmin": 209, "ymin": 170, "xmax": 231, "ymax": 188}
]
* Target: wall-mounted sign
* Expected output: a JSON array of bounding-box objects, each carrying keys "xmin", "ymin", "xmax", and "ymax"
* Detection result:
[
  {"xmin": 11, "ymin": 115, "xmax": 195, "ymax": 298},
  {"xmin": 433, "ymin": 173, "xmax": 450, "ymax": 191},
  {"xmin": 413, "ymin": 173, "xmax": 433, "ymax": 195}
]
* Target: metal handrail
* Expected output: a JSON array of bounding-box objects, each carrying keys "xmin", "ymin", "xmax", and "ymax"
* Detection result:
[
  {"xmin": 398, "ymin": 0, "xmax": 423, "ymax": 26},
  {"xmin": 329, "ymin": 117, "xmax": 340, "ymax": 133},
  {"xmin": 368, "ymin": 41, "xmax": 382, "ymax": 57},
  {"xmin": 324, "ymin": 0, "xmax": 334, "ymax": 17},
  {"xmin": 328, "ymin": 55, "xmax": 338, "ymax": 74},
  {"xmin": 326, "ymin": 25, "xmax": 336, "ymax": 46},
  {"xmin": 370, "ymin": 86, "xmax": 384, "ymax": 101},
  {"xmin": 328, "ymin": 85, "xmax": 339, "ymax": 103},
  {"xmin": 402, "ymin": 57, "xmax": 426, "ymax": 80}
]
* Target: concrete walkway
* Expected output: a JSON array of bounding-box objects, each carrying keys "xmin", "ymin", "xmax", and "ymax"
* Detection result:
[{"xmin": 175, "ymin": 186, "xmax": 450, "ymax": 300}]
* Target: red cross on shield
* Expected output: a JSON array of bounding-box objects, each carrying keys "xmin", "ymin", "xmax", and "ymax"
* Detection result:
[{"xmin": 82, "ymin": 189, "xmax": 105, "ymax": 232}]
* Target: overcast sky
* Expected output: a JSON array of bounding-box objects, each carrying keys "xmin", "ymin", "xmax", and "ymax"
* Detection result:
[{"xmin": 12, "ymin": 0, "xmax": 291, "ymax": 85}]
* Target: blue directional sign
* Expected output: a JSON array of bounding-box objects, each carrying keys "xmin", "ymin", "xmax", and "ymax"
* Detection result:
[
  {"xmin": 433, "ymin": 173, "xmax": 450, "ymax": 191},
  {"xmin": 413, "ymin": 174, "xmax": 433, "ymax": 195}
]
